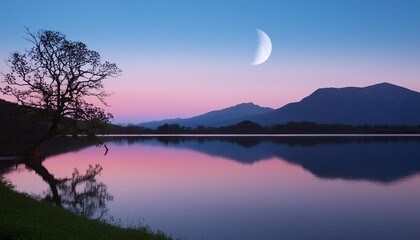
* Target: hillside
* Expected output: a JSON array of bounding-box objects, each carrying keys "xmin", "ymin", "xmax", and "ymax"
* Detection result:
[
  {"xmin": 137, "ymin": 102, "xmax": 273, "ymax": 129},
  {"xmin": 246, "ymin": 82, "xmax": 420, "ymax": 126}
]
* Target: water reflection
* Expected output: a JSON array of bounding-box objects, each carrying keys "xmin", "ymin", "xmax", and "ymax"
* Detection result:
[
  {"xmin": 3, "ymin": 136, "xmax": 420, "ymax": 184},
  {"xmin": 2, "ymin": 135, "xmax": 420, "ymax": 240},
  {"xmin": 107, "ymin": 136, "xmax": 420, "ymax": 183},
  {"xmin": 41, "ymin": 164, "xmax": 113, "ymax": 219},
  {"xmin": 2, "ymin": 153, "xmax": 113, "ymax": 219},
  {"xmin": 2, "ymin": 135, "xmax": 420, "ymax": 185}
]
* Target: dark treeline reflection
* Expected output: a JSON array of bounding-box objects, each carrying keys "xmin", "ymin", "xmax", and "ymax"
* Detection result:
[
  {"xmin": 0, "ymin": 137, "xmax": 94, "ymax": 177},
  {"xmin": 106, "ymin": 136, "xmax": 420, "ymax": 184},
  {"xmin": 2, "ymin": 135, "xmax": 420, "ymax": 189}
]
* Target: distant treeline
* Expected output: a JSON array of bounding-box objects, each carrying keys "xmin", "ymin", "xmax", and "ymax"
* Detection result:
[
  {"xmin": 2, "ymin": 98, "xmax": 420, "ymax": 135},
  {"xmin": 109, "ymin": 120, "xmax": 420, "ymax": 134}
]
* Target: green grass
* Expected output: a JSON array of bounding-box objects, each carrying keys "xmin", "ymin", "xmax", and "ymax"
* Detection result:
[{"xmin": 0, "ymin": 180, "xmax": 172, "ymax": 240}]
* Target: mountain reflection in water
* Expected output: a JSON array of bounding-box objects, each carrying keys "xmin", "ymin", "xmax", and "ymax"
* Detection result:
[
  {"xmin": 2, "ymin": 135, "xmax": 420, "ymax": 240},
  {"xmin": 109, "ymin": 136, "xmax": 420, "ymax": 183},
  {"xmin": 2, "ymin": 136, "xmax": 420, "ymax": 184}
]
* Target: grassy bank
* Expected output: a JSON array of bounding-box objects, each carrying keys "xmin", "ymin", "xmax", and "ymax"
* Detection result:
[{"xmin": 0, "ymin": 181, "xmax": 171, "ymax": 240}]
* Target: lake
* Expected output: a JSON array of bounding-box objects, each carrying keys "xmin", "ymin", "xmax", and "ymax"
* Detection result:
[{"xmin": 2, "ymin": 135, "xmax": 420, "ymax": 240}]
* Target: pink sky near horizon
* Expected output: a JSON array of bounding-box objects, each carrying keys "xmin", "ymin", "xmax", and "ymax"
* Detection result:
[
  {"xmin": 1, "ymin": 20, "xmax": 420, "ymax": 125},
  {"xmin": 104, "ymin": 52, "xmax": 420, "ymax": 123},
  {"xmin": 1, "ymin": 46, "xmax": 419, "ymax": 124}
]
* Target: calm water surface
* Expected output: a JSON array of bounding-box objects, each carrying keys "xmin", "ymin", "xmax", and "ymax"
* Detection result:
[{"xmin": 2, "ymin": 136, "xmax": 420, "ymax": 240}]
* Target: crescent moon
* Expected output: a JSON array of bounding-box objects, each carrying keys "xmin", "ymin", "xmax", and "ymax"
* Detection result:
[{"xmin": 251, "ymin": 29, "xmax": 272, "ymax": 65}]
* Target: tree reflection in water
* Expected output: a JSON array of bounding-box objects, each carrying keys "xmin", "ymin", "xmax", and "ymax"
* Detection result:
[
  {"xmin": 56, "ymin": 165, "xmax": 112, "ymax": 219},
  {"xmin": 26, "ymin": 161, "xmax": 113, "ymax": 220}
]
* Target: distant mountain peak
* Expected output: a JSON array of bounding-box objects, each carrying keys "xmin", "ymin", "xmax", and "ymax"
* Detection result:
[
  {"xmin": 310, "ymin": 82, "xmax": 418, "ymax": 98},
  {"xmin": 137, "ymin": 82, "xmax": 420, "ymax": 128},
  {"xmin": 248, "ymin": 82, "xmax": 420, "ymax": 126},
  {"xmin": 371, "ymin": 82, "xmax": 396, "ymax": 87},
  {"xmin": 368, "ymin": 82, "xmax": 411, "ymax": 88},
  {"xmin": 222, "ymin": 102, "xmax": 266, "ymax": 110},
  {"xmin": 137, "ymin": 102, "xmax": 274, "ymax": 129}
]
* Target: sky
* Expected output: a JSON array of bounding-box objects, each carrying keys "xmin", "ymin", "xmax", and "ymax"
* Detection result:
[{"xmin": 0, "ymin": 0, "xmax": 419, "ymax": 123}]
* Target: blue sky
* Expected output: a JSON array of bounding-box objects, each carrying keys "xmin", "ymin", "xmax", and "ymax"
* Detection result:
[{"xmin": 1, "ymin": 0, "xmax": 419, "ymax": 123}]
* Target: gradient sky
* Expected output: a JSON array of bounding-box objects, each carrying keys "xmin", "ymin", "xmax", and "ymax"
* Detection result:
[{"xmin": 1, "ymin": 0, "xmax": 419, "ymax": 123}]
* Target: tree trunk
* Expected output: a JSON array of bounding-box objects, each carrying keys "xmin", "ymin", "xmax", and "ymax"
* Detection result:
[
  {"xmin": 20, "ymin": 117, "xmax": 63, "ymax": 206},
  {"xmin": 23, "ymin": 117, "xmax": 59, "ymax": 160}
]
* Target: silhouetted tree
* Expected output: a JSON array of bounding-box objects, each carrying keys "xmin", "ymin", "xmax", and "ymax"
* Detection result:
[{"xmin": 1, "ymin": 29, "xmax": 121, "ymax": 157}]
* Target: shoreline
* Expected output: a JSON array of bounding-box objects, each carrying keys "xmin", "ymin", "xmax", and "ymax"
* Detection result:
[
  {"xmin": 0, "ymin": 180, "xmax": 172, "ymax": 240},
  {"xmin": 95, "ymin": 133, "xmax": 420, "ymax": 137}
]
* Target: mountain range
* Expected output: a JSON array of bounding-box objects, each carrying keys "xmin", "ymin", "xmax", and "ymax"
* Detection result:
[
  {"xmin": 137, "ymin": 102, "xmax": 273, "ymax": 129},
  {"xmin": 137, "ymin": 82, "xmax": 420, "ymax": 128}
]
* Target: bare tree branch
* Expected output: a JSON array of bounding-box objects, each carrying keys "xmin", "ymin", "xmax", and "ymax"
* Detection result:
[{"xmin": 1, "ymin": 29, "xmax": 121, "ymax": 155}]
